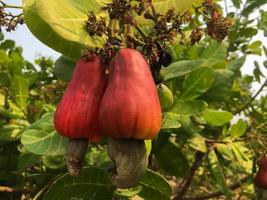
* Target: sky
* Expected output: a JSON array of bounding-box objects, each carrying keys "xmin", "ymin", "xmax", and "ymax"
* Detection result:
[{"xmin": 2, "ymin": 0, "xmax": 267, "ymax": 95}]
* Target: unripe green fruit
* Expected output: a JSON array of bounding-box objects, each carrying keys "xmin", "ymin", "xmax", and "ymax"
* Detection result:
[{"xmin": 157, "ymin": 83, "xmax": 174, "ymax": 111}]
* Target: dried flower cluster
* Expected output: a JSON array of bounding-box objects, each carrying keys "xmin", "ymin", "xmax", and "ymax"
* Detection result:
[{"xmin": 0, "ymin": 2, "xmax": 24, "ymax": 31}]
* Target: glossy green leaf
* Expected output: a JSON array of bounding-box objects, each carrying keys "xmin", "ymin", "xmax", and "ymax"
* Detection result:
[
  {"xmin": 138, "ymin": 169, "xmax": 172, "ymax": 200},
  {"xmin": 161, "ymin": 112, "xmax": 182, "ymax": 129},
  {"xmin": 43, "ymin": 167, "xmax": 115, "ymax": 200},
  {"xmin": 155, "ymin": 141, "xmax": 189, "ymax": 177},
  {"xmin": 203, "ymin": 109, "xmax": 233, "ymax": 126},
  {"xmin": 208, "ymin": 149, "xmax": 232, "ymax": 199},
  {"xmin": 188, "ymin": 134, "xmax": 207, "ymax": 153},
  {"xmin": 54, "ymin": 55, "xmax": 76, "ymax": 81},
  {"xmin": 145, "ymin": 140, "xmax": 152, "ymax": 157},
  {"xmin": 0, "ymin": 39, "xmax": 15, "ymax": 50},
  {"xmin": 0, "ymin": 93, "xmax": 5, "ymax": 107},
  {"xmin": 228, "ymin": 56, "xmax": 246, "ymax": 72},
  {"xmin": 161, "ymin": 59, "xmax": 206, "ymax": 80},
  {"xmin": 23, "ymin": 0, "xmax": 107, "ymax": 60},
  {"xmin": 180, "ymin": 66, "xmax": 215, "ymax": 100},
  {"xmin": 230, "ymin": 119, "xmax": 247, "ymax": 138},
  {"xmin": 242, "ymin": 0, "xmax": 267, "ymax": 16},
  {"xmin": 171, "ymin": 100, "xmax": 207, "ymax": 115},
  {"xmin": 21, "ymin": 113, "xmax": 68, "ymax": 156},
  {"xmin": 11, "ymin": 75, "xmax": 29, "ymax": 112},
  {"xmin": 17, "ymin": 152, "xmax": 40, "ymax": 173},
  {"xmin": 230, "ymin": 143, "xmax": 252, "ymax": 173},
  {"xmin": 216, "ymin": 143, "xmax": 234, "ymax": 161},
  {"xmin": 231, "ymin": 0, "xmax": 241, "ymax": 8},
  {"xmin": 0, "ymin": 50, "xmax": 10, "ymax": 64},
  {"xmin": 203, "ymin": 69, "xmax": 234, "ymax": 102},
  {"xmin": 115, "ymin": 186, "xmax": 142, "ymax": 198},
  {"xmin": 0, "ymin": 124, "xmax": 24, "ymax": 141},
  {"xmin": 200, "ymin": 40, "xmax": 228, "ymax": 66},
  {"xmin": 259, "ymin": 9, "xmax": 267, "ymax": 36},
  {"xmin": 43, "ymin": 155, "xmax": 65, "ymax": 169}
]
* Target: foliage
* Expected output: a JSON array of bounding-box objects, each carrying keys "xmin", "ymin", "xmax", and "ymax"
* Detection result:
[{"xmin": 0, "ymin": 0, "xmax": 267, "ymax": 200}]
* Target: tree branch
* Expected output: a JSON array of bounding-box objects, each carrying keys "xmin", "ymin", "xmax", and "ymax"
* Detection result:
[
  {"xmin": 235, "ymin": 78, "xmax": 267, "ymax": 114},
  {"xmin": 178, "ymin": 176, "xmax": 250, "ymax": 200},
  {"xmin": 172, "ymin": 151, "xmax": 206, "ymax": 200},
  {"xmin": 0, "ymin": 186, "xmax": 34, "ymax": 194}
]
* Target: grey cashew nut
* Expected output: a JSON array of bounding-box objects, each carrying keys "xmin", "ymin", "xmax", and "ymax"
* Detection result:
[
  {"xmin": 66, "ymin": 138, "xmax": 88, "ymax": 176},
  {"xmin": 107, "ymin": 137, "xmax": 148, "ymax": 189}
]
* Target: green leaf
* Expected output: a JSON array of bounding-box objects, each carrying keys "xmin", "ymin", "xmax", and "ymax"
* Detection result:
[
  {"xmin": 0, "ymin": 72, "xmax": 10, "ymax": 86},
  {"xmin": 8, "ymin": 51, "xmax": 24, "ymax": 75},
  {"xmin": 208, "ymin": 149, "xmax": 232, "ymax": 199},
  {"xmin": 11, "ymin": 75, "xmax": 29, "ymax": 111},
  {"xmin": 0, "ymin": 50, "xmax": 10, "ymax": 64},
  {"xmin": 242, "ymin": 0, "xmax": 267, "ymax": 16},
  {"xmin": 200, "ymin": 40, "xmax": 228, "ymax": 66},
  {"xmin": 138, "ymin": 169, "xmax": 172, "ymax": 200},
  {"xmin": 54, "ymin": 56, "xmax": 76, "ymax": 81},
  {"xmin": 203, "ymin": 69, "xmax": 234, "ymax": 102},
  {"xmin": 0, "ymin": 39, "xmax": 15, "ymax": 50},
  {"xmin": 230, "ymin": 119, "xmax": 247, "ymax": 138},
  {"xmin": 21, "ymin": 113, "xmax": 68, "ymax": 156},
  {"xmin": 0, "ymin": 124, "xmax": 24, "ymax": 141},
  {"xmin": 145, "ymin": 140, "xmax": 152, "ymax": 157},
  {"xmin": 115, "ymin": 186, "xmax": 142, "ymax": 198},
  {"xmin": 43, "ymin": 167, "xmax": 115, "ymax": 200},
  {"xmin": 161, "ymin": 112, "xmax": 182, "ymax": 129},
  {"xmin": 161, "ymin": 59, "xmax": 206, "ymax": 80},
  {"xmin": 23, "ymin": 0, "xmax": 107, "ymax": 60},
  {"xmin": 155, "ymin": 141, "xmax": 189, "ymax": 177},
  {"xmin": 43, "ymin": 155, "xmax": 65, "ymax": 169},
  {"xmin": 17, "ymin": 152, "xmax": 40, "ymax": 173},
  {"xmin": 0, "ymin": 93, "xmax": 5, "ymax": 107},
  {"xmin": 171, "ymin": 100, "xmax": 207, "ymax": 115},
  {"xmin": 230, "ymin": 143, "xmax": 252, "ymax": 173},
  {"xmin": 259, "ymin": 9, "xmax": 267, "ymax": 36},
  {"xmin": 216, "ymin": 143, "xmax": 234, "ymax": 161},
  {"xmin": 179, "ymin": 66, "xmax": 215, "ymax": 100},
  {"xmin": 188, "ymin": 133, "xmax": 207, "ymax": 153},
  {"xmin": 203, "ymin": 109, "xmax": 233, "ymax": 126},
  {"xmin": 231, "ymin": 0, "xmax": 241, "ymax": 8},
  {"xmin": 228, "ymin": 56, "xmax": 246, "ymax": 72}
]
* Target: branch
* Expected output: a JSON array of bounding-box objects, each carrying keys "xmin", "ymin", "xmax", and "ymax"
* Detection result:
[
  {"xmin": 172, "ymin": 151, "xmax": 206, "ymax": 200},
  {"xmin": 179, "ymin": 176, "xmax": 250, "ymax": 200},
  {"xmin": 235, "ymin": 78, "xmax": 267, "ymax": 114},
  {"xmin": 0, "ymin": 186, "xmax": 34, "ymax": 194},
  {"xmin": 0, "ymin": 0, "xmax": 22, "ymax": 9}
]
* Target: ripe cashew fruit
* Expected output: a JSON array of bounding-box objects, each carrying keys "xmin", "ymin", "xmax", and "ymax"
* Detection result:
[
  {"xmin": 99, "ymin": 48, "xmax": 162, "ymax": 140},
  {"xmin": 256, "ymin": 156, "xmax": 267, "ymax": 189},
  {"xmin": 54, "ymin": 56, "xmax": 107, "ymax": 176}
]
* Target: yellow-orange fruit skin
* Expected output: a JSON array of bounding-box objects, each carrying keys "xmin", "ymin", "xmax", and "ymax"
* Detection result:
[
  {"xmin": 99, "ymin": 48, "xmax": 162, "ymax": 140},
  {"xmin": 54, "ymin": 57, "xmax": 106, "ymax": 142}
]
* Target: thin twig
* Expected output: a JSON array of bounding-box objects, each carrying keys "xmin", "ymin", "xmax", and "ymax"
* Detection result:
[
  {"xmin": 179, "ymin": 176, "xmax": 250, "ymax": 200},
  {"xmin": 235, "ymin": 78, "xmax": 267, "ymax": 114},
  {"xmin": 0, "ymin": 186, "xmax": 34, "ymax": 194}
]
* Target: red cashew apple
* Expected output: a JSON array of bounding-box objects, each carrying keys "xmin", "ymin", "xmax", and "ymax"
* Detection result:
[
  {"xmin": 256, "ymin": 156, "xmax": 267, "ymax": 189},
  {"xmin": 54, "ymin": 56, "xmax": 107, "ymax": 176},
  {"xmin": 99, "ymin": 48, "xmax": 162, "ymax": 188}
]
